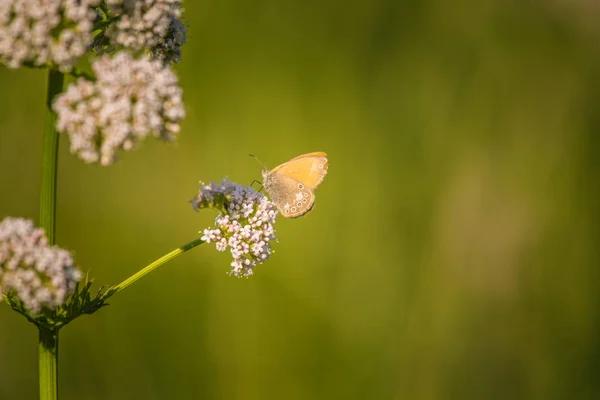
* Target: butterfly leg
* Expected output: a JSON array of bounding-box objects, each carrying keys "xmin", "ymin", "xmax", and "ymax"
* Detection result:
[{"xmin": 250, "ymin": 180, "xmax": 264, "ymax": 192}]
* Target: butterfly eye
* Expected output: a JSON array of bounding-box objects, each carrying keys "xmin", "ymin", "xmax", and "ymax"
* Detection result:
[
  {"xmin": 291, "ymin": 207, "xmax": 297, "ymax": 212},
  {"xmin": 298, "ymin": 183, "xmax": 304, "ymax": 189},
  {"xmin": 303, "ymin": 193, "xmax": 308, "ymax": 198},
  {"xmin": 297, "ymin": 202, "xmax": 302, "ymax": 207},
  {"xmin": 302, "ymin": 198, "xmax": 307, "ymax": 203},
  {"xmin": 284, "ymin": 209, "xmax": 289, "ymax": 214},
  {"xmin": 318, "ymin": 164, "xmax": 324, "ymax": 169}
]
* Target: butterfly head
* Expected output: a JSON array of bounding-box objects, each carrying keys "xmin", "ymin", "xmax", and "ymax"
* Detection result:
[{"xmin": 250, "ymin": 154, "xmax": 271, "ymax": 180}]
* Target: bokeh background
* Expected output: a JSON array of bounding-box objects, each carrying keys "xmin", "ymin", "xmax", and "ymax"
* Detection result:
[{"xmin": 1, "ymin": 0, "xmax": 599, "ymax": 399}]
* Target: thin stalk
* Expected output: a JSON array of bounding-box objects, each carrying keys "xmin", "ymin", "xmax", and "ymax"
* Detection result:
[
  {"xmin": 40, "ymin": 69, "xmax": 64, "ymax": 244},
  {"xmin": 38, "ymin": 327, "xmax": 58, "ymax": 400},
  {"xmin": 110, "ymin": 238, "xmax": 204, "ymax": 295},
  {"xmin": 38, "ymin": 69, "xmax": 64, "ymax": 400}
]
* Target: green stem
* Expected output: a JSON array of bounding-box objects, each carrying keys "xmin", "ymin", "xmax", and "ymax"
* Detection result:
[
  {"xmin": 110, "ymin": 238, "xmax": 204, "ymax": 295},
  {"xmin": 40, "ymin": 69, "xmax": 64, "ymax": 244},
  {"xmin": 38, "ymin": 327, "xmax": 58, "ymax": 400},
  {"xmin": 38, "ymin": 69, "xmax": 63, "ymax": 400}
]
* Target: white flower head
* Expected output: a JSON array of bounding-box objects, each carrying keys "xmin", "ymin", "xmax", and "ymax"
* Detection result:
[
  {"xmin": 105, "ymin": 0, "xmax": 186, "ymax": 63},
  {"xmin": 191, "ymin": 179, "xmax": 278, "ymax": 278},
  {"xmin": 0, "ymin": 217, "xmax": 82, "ymax": 315},
  {"xmin": 52, "ymin": 52, "xmax": 185, "ymax": 165},
  {"xmin": 0, "ymin": 0, "xmax": 100, "ymax": 71}
]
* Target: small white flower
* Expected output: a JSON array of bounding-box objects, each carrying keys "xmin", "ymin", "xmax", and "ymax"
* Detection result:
[
  {"xmin": 190, "ymin": 179, "xmax": 278, "ymax": 277},
  {"xmin": 201, "ymin": 229, "xmax": 216, "ymax": 243},
  {"xmin": 215, "ymin": 238, "xmax": 227, "ymax": 252},
  {"xmin": 0, "ymin": 217, "xmax": 82, "ymax": 314}
]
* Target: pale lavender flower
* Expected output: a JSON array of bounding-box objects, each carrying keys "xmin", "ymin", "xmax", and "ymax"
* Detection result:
[
  {"xmin": 191, "ymin": 179, "xmax": 278, "ymax": 278},
  {"xmin": 106, "ymin": 0, "xmax": 186, "ymax": 63},
  {"xmin": 0, "ymin": 0, "xmax": 100, "ymax": 71},
  {"xmin": 0, "ymin": 217, "xmax": 82, "ymax": 315},
  {"xmin": 52, "ymin": 51, "xmax": 185, "ymax": 165}
]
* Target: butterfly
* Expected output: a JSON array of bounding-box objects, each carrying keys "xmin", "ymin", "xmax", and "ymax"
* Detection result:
[{"xmin": 260, "ymin": 152, "xmax": 328, "ymax": 218}]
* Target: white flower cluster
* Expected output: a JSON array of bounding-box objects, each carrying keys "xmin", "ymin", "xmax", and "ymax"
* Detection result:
[
  {"xmin": 191, "ymin": 179, "xmax": 278, "ymax": 278},
  {"xmin": 53, "ymin": 52, "xmax": 185, "ymax": 165},
  {"xmin": 106, "ymin": 0, "xmax": 186, "ymax": 63},
  {"xmin": 0, "ymin": 0, "xmax": 100, "ymax": 71},
  {"xmin": 0, "ymin": 217, "xmax": 82, "ymax": 315}
]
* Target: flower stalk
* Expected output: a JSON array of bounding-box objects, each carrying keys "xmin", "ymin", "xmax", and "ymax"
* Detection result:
[
  {"xmin": 109, "ymin": 238, "xmax": 204, "ymax": 296},
  {"xmin": 38, "ymin": 327, "xmax": 59, "ymax": 400},
  {"xmin": 38, "ymin": 68, "xmax": 64, "ymax": 400},
  {"xmin": 40, "ymin": 69, "xmax": 64, "ymax": 244}
]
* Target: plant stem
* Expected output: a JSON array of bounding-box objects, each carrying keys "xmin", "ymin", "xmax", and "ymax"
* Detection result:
[
  {"xmin": 40, "ymin": 69, "xmax": 64, "ymax": 244},
  {"xmin": 38, "ymin": 327, "xmax": 58, "ymax": 400},
  {"xmin": 38, "ymin": 69, "xmax": 64, "ymax": 400},
  {"xmin": 110, "ymin": 238, "xmax": 204, "ymax": 295}
]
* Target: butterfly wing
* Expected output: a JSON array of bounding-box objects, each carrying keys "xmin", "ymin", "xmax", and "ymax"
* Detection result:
[
  {"xmin": 263, "ymin": 172, "xmax": 316, "ymax": 218},
  {"xmin": 269, "ymin": 152, "xmax": 328, "ymax": 189}
]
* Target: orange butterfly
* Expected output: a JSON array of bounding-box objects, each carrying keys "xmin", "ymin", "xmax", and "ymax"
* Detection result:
[{"xmin": 260, "ymin": 152, "xmax": 328, "ymax": 218}]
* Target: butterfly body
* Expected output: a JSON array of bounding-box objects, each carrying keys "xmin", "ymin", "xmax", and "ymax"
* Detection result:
[{"xmin": 261, "ymin": 152, "xmax": 328, "ymax": 218}]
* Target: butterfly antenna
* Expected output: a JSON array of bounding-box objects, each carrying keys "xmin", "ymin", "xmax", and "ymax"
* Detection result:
[
  {"xmin": 249, "ymin": 155, "xmax": 267, "ymax": 192},
  {"xmin": 249, "ymin": 154, "xmax": 268, "ymax": 170}
]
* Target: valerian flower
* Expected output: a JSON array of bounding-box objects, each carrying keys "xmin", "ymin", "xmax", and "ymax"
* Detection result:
[
  {"xmin": 0, "ymin": 217, "xmax": 81, "ymax": 315},
  {"xmin": 190, "ymin": 179, "xmax": 278, "ymax": 278},
  {"xmin": 52, "ymin": 51, "xmax": 185, "ymax": 165},
  {"xmin": 0, "ymin": 0, "xmax": 100, "ymax": 71},
  {"xmin": 105, "ymin": 0, "xmax": 186, "ymax": 64}
]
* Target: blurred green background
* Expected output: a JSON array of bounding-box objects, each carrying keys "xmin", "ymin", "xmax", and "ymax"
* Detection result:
[{"xmin": 1, "ymin": 0, "xmax": 599, "ymax": 399}]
